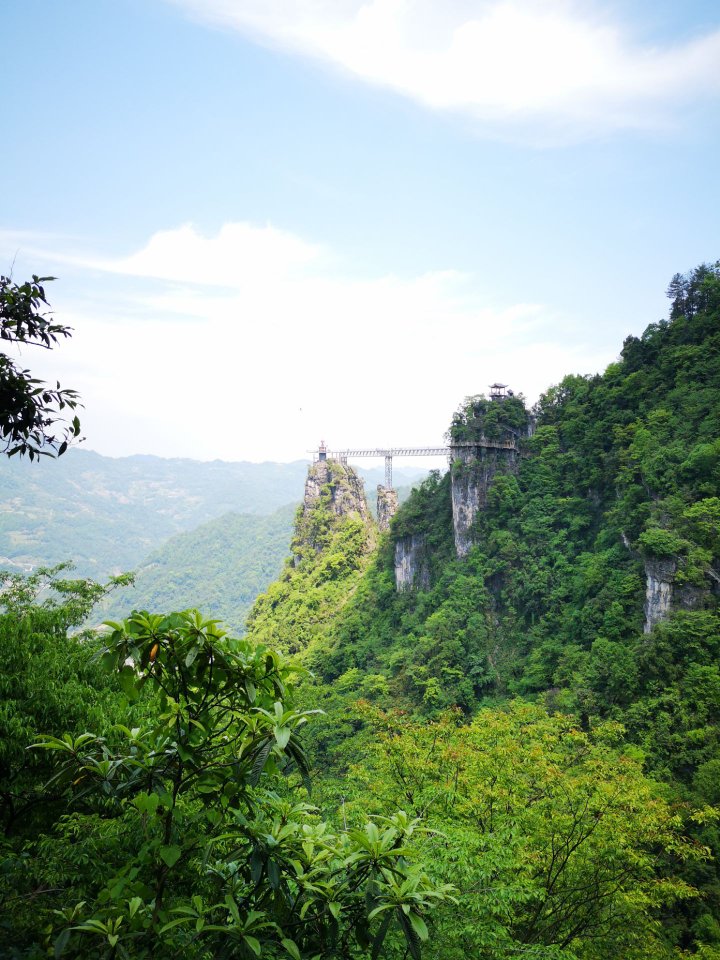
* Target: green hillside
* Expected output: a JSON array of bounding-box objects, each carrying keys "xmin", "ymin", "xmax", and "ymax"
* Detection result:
[
  {"xmin": 99, "ymin": 505, "xmax": 297, "ymax": 634},
  {"xmin": 4, "ymin": 263, "xmax": 719, "ymax": 959},
  {"xmin": 0, "ymin": 449, "xmax": 424, "ymax": 582},
  {"xmin": 0, "ymin": 450, "xmax": 309, "ymax": 578},
  {"xmin": 244, "ymin": 261, "xmax": 720, "ymax": 955},
  {"xmin": 305, "ymin": 262, "xmax": 720, "ymax": 725}
]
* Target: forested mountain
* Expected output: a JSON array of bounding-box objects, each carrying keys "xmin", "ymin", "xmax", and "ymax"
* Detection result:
[
  {"xmin": 0, "ymin": 448, "xmax": 423, "ymax": 580},
  {"xmin": 3, "ymin": 263, "xmax": 719, "ymax": 959},
  {"xmin": 0, "ymin": 450, "xmax": 308, "ymax": 578},
  {"xmin": 98, "ymin": 505, "xmax": 297, "ymax": 634},
  {"xmin": 246, "ymin": 261, "xmax": 720, "ymax": 956}
]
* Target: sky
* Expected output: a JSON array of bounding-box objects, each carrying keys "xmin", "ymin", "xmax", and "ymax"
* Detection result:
[{"xmin": 1, "ymin": 0, "xmax": 719, "ymax": 464}]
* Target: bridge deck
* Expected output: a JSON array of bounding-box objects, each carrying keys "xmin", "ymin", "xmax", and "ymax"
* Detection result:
[
  {"xmin": 322, "ymin": 439, "xmax": 517, "ymax": 487},
  {"xmin": 326, "ymin": 439, "xmax": 516, "ymax": 458}
]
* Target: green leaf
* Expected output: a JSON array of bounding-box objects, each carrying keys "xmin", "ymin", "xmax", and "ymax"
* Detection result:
[
  {"xmin": 250, "ymin": 739, "xmax": 273, "ymax": 787},
  {"xmin": 159, "ymin": 845, "xmax": 182, "ymax": 868},
  {"xmin": 100, "ymin": 650, "xmax": 118, "ymax": 672},
  {"xmin": 54, "ymin": 928, "xmax": 71, "ymax": 958},
  {"xmin": 128, "ymin": 896, "xmax": 143, "ymax": 919},
  {"xmin": 119, "ymin": 665, "xmax": 139, "ymax": 701},
  {"xmin": 250, "ymin": 848, "xmax": 263, "ymax": 885},
  {"xmin": 274, "ymin": 726, "xmax": 291, "ymax": 749},
  {"xmin": 132, "ymin": 792, "xmax": 160, "ymax": 816},
  {"xmin": 282, "ymin": 938, "xmax": 301, "ymax": 960},
  {"xmin": 74, "ymin": 919, "xmax": 108, "ymax": 933},
  {"xmin": 244, "ymin": 935, "xmax": 261, "ymax": 956},
  {"xmin": 398, "ymin": 910, "xmax": 422, "ymax": 960},
  {"xmin": 408, "ymin": 912, "xmax": 428, "ymax": 941},
  {"xmin": 371, "ymin": 911, "xmax": 393, "ymax": 960}
]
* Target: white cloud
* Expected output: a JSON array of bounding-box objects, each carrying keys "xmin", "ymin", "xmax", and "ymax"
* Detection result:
[
  {"xmin": 0, "ymin": 221, "xmax": 614, "ymax": 461},
  {"xmin": 95, "ymin": 222, "xmax": 324, "ymax": 287},
  {"xmin": 165, "ymin": 0, "xmax": 720, "ymax": 140}
]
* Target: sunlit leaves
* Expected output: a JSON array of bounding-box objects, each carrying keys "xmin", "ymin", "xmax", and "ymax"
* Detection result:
[{"xmin": 353, "ymin": 701, "xmax": 705, "ymax": 958}]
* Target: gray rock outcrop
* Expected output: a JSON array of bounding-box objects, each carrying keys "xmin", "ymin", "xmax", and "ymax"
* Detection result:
[
  {"xmin": 376, "ymin": 485, "xmax": 398, "ymax": 532},
  {"xmin": 301, "ymin": 460, "xmax": 369, "ymax": 521},
  {"xmin": 451, "ymin": 447, "xmax": 518, "ymax": 557},
  {"xmin": 293, "ymin": 460, "xmax": 371, "ymax": 564},
  {"xmin": 395, "ymin": 534, "xmax": 430, "ymax": 592},
  {"xmin": 643, "ymin": 557, "xmax": 676, "ymax": 633}
]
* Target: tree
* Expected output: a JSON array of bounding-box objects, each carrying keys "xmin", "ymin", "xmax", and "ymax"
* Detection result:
[
  {"xmin": 15, "ymin": 610, "xmax": 452, "ymax": 958},
  {"xmin": 352, "ymin": 702, "xmax": 706, "ymax": 959},
  {"xmin": 0, "ymin": 565, "xmax": 134, "ymax": 834},
  {"xmin": 0, "ymin": 566, "xmax": 134, "ymax": 949},
  {"xmin": 0, "ymin": 274, "xmax": 81, "ymax": 459}
]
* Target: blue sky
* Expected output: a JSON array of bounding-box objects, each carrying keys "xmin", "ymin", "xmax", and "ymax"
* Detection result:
[{"xmin": 1, "ymin": 0, "xmax": 719, "ymax": 462}]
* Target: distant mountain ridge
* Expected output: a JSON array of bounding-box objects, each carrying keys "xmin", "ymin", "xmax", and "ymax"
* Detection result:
[
  {"xmin": 0, "ymin": 449, "xmax": 309, "ymax": 579},
  {"xmin": 0, "ymin": 448, "xmax": 429, "ymax": 580}
]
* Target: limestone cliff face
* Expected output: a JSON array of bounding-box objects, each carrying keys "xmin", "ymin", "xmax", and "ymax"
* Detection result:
[
  {"xmin": 395, "ymin": 534, "xmax": 430, "ymax": 592},
  {"xmin": 642, "ymin": 556, "xmax": 713, "ymax": 632},
  {"xmin": 643, "ymin": 558, "xmax": 676, "ymax": 633},
  {"xmin": 376, "ymin": 485, "xmax": 398, "ymax": 532},
  {"xmin": 293, "ymin": 460, "xmax": 371, "ymax": 564},
  {"xmin": 451, "ymin": 447, "xmax": 518, "ymax": 557},
  {"xmin": 302, "ymin": 460, "xmax": 369, "ymax": 521}
]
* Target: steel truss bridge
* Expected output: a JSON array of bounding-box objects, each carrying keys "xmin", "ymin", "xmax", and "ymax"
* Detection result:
[{"xmin": 320, "ymin": 439, "xmax": 517, "ymax": 488}]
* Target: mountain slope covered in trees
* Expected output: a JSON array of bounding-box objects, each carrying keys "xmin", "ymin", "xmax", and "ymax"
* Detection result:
[
  {"xmin": 0, "ymin": 450, "xmax": 309, "ymax": 578},
  {"xmin": 98, "ymin": 505, "xmax": 297, "ymax": 634},
  {"xmin": 2, "ymin": 262, "xmax": 719, "ymax": 959},
  {"xmin": 245, "ymin": 261, "xmax": 720, "ymax": 956}
]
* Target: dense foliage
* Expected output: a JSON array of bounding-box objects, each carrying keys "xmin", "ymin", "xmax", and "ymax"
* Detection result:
[
  {"xmin": 0, "ymin": 566, "xmax": 132, "ymax": 840},
  {"xmin": 351, "ymin": 703, "xmax": 707, "ymax": 959},
  {"xmin": 244, "ymin": 261, "xmax": 720, "ymax": 955},
  {"xmin": 3, "ymin": 263, "xmax": 719, "ymax": 957},
  {"xmin": 1, "ymin": 597, "xmax": 452, "ymax": 958},
  {"xmin": 447, "ymin": 393, "xmax": 529, "ymax": 444},
  {"xmin": 99, "ymin": 507, "xmax": 296, "ymax": 634}
]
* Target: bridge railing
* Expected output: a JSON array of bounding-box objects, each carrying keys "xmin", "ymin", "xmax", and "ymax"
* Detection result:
[
  {"xmin": 324, "ymin": 439, "xmax": 517, "ymax": 460},
  {"xmin": 317, "ymin": 438, "xmax": 518, "ymax": 486}
]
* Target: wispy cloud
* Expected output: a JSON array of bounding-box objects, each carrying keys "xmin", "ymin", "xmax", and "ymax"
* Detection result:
[
  {"xmin": 96, "ymin": 222, "xmax": 324, "ymax": 287},
  {"xmin": 0, "ymin": 221, "xmax": 612, "ymax": 461},
  {"xmin": 165, "ymin": 0, "xmax": 720, "ymax": 141}
]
